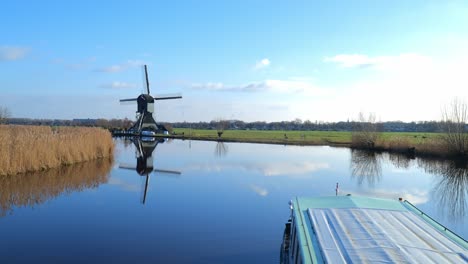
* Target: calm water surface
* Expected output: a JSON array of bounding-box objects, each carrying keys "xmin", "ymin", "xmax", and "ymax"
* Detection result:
[{"xmin": 0, "ymin": 139, "xmax": 466, "ymax": 263}]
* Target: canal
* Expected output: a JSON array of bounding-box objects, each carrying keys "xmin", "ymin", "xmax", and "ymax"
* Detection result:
[{"xmin": 0, "ymin": 138, "xmax": 466, "ymax": 263}]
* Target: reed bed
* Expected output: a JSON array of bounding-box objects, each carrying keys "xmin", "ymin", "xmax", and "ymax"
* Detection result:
[{"xmin": 0, "ymin": 125, "xmax": 114, "ymax": 176}]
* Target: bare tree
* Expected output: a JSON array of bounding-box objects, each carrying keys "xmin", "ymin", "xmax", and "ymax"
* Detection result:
[
  {"xmin": 441, "ymin": 98, "xmax": 468, "ymax": 156},
  {"xmin": 214, "ymin": 141, "xmax": 228, "ymax": 157},
  {"xmin": 350, "ymin": 149, "xmax": 382, "ymax": 186},
  {"xmin": 351, "ymin": 112, "xmax": 381, "ymax": 149},
  {"xmin": 0, "ymin": 106, "xmax": 11, "ymax": 124},
  {"xmin": 216, "ymin": 118, "xmax": 229, "ymax": 138}
]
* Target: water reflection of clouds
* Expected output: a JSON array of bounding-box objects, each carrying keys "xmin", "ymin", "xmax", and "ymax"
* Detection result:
[
  {"xmin": 185, "ymin": 161, "xmax": 330, "ymax": 177},
  {"xmin": 249, "ymin": 184, "xmax": 268, "ymax": 197},
  {"xmin": 108, "ymin": 177, "xmax": 140, "ymax": 193}
]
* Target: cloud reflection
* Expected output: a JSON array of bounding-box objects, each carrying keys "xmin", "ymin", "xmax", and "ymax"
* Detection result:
[
  {"xmin": 108, "ymin": 177, "xmax": 140, "ymax": 192},
  {"xmin": 186, "ymin": 161, "xmax": 329, "ymax": 177},
  {"xmin": 249, "ymin": 184, "xmax": 268, "ymax": 197}
]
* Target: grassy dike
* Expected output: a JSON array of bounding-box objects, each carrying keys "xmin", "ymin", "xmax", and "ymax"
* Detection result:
[
  {"xmin": 0, "ymin": 125, "xmax": 115, "ymax": 176},
  {"xmin": 170, "ymin": 128, "xmax": 445, "ymax": 153},
  {"xmin": 172, "ymin": 129, "xmax": 352, "ymax": 145}
]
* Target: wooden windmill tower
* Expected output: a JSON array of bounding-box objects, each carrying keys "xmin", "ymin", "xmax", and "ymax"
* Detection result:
[{"xmin": 120, "ymin": 65, "xmax": 182, "ymax": 135}]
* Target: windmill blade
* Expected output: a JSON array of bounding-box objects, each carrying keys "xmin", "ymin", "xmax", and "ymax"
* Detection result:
[
  {"xmin": 141, "ymin": 174, "xmax": 150, "ymax": 204},
  {"xmin": 119, "ymin": 164, "xmax": 136, "ymax": 170},
  {"xmin": 144, "ymin": 65, "xmax": 150, "ymax": 95},
  {"xmin": 120, "ymin": 98, "xmax": 138, "ymax": 102},
  {"xmin": 154, "ymin": 169, "xmax": 182, "ymax": 175},
  {"xmin": 120, "ymin": 100, "xmax": 137, "ymax": 105},
  {"xmin": 154, "ymin": 93, "xmax": 183, "ymax": 100}
]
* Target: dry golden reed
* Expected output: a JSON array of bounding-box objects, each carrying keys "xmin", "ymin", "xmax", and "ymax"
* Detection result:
[{"xmin": 0, "ymin": 125, "xmax": 114, "ymax": 176}]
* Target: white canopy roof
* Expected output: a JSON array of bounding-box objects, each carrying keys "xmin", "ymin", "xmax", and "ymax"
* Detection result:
[{"xmin": 308, "ymin": 208, "xmax": 467, "ymax": 263}]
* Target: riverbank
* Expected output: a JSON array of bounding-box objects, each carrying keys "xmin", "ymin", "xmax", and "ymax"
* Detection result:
[
  {"xmin": 171, "ymin": 129, "xmax": 353, "ymax": 146},
  {"xmin": 0, "ymin": 125, "xmax": 114, "ymax": 176},
  {"xmin": 167, "ymin": 129, "xmax": 458, "ymax": 158}
]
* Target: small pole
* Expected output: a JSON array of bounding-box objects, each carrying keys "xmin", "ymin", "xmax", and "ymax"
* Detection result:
[
  {"xmin": 288, "ymin": 200, "xmax": 294, "ymax": 218},
  {"xmin": 335, "ymin": 182, "xmax": 339, "ymax": 196}
]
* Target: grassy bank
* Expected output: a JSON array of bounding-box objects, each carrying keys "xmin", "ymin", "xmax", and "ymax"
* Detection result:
[
  {"xmin": 172, "ymin": 128, "xmax": 440, "ymax": 145},
  {"xmin": 170, "ymin": 128, "xmax": 456, "ymax": 157},
  {"xmin": 172, "ymin": 129, "xmax": 353, "ymax": 145},
  {"xmin": 0, "ymin": 125, "xmax": 114, "ymax": 176}
]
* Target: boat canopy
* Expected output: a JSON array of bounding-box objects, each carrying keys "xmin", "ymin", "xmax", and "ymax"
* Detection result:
[{"xmin": 292, "ymin": 196, "xmax": 467, "ymax": 264}]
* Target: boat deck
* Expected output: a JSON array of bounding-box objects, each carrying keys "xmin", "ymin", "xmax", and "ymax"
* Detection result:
[{"xmin": 293, "ymin": 196, "xmax": 467, "ymax": 264}]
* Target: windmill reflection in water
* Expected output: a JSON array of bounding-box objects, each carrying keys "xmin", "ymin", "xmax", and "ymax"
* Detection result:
[{"xmin": 119, "ymin": 137, "xmax": 181, "ymax": 204}]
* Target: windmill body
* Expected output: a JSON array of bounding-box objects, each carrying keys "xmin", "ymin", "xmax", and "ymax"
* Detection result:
[{"xmin": 119, "ymin": 65, "xmax": 181, "ymax": 135}]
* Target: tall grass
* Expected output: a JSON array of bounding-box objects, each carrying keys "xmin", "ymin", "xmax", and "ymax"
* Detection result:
[{"xmin": 0, "ymin": 125, "xmax": 114, "ymax": 176}]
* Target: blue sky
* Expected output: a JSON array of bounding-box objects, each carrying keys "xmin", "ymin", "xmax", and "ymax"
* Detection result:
[{"xmin": 1, "ymin": 1, "xmax": 468, "ymax": 122}]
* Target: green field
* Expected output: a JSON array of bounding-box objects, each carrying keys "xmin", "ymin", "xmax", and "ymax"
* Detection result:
[{"xmin": 171, "ymin": 128, "xmax": 442, "ymax": 146}]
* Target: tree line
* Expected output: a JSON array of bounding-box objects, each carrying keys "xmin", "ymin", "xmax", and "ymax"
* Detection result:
[{"xmin": 2, "ymin": 117, "xmax": 453, "ymax": 133}]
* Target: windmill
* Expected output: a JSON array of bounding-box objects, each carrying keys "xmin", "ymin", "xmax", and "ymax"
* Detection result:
[
  {"xmin": 120, "ymin": 65, "xmax": 182, "ymax": 135},
  {"xmin": 119, "ymin": 138, "xmax": 181, "ymax": 204}
]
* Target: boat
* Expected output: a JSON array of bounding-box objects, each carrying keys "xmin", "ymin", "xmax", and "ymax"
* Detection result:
[{"xmin": 280, "ymin": 195, "xmax": 468, "ymax": 264}]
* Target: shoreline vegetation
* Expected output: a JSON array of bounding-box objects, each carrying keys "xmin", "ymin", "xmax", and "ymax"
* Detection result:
[
  {"xmin": 160, "ymin": 128, "xmax": 465, "ymax": 159},
  {"xmin": 0, "ymin": 125, "xmax": 114, "ymax": 176}
]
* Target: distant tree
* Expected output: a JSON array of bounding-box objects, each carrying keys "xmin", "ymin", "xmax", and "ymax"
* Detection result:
[
  {"xmin": 96, "ymin": 118, "xmax": 110, "ymax": 128},
  {"xmin": 0, "ymin": 106, "xmax": 11, "ymax": 124},
  {"xmin": 122, "ymin": 118, "xmax": 133, "ymax": 130},
  {"xmin": 441, "ymin": 98, "xmax": 468, "ymax": 156},
  {"xmin": 163, "ymin": 123, "xmax": 174, "ymax": 134},
  {"xmin": 293, "ymin": 118, "xmax": 302, "ymax": 124},
  {"xmin": 351, "ymin": 112, "xmax": 381, "ymax": 149}
]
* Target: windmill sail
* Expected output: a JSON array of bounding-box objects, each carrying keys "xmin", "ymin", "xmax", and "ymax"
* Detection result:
[
  {"xmin": 119, "ymin": 164, "xmax": 136, "ymax": 170},
  {"xmin": 120, "ymin": 98, "xmax": 138, "ymax": 102},
  {"xmin": 154, "ymin": 93, "xmax": 183, "ymax": 100},
  {"xmin": 154, "ymin": 169, "xmax": 182, "ymax": 175},
  {"xmin": 144, "ymin": 65, "xmax": 150, "ymax": 94}
]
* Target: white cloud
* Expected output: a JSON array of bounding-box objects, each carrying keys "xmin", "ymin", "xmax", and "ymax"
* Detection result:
[
  {"xmin": 96, "ymin": 60, "xmax": 146, "ymax": 73},
  {"xmin": 0, "ymin": 46, "xmax": 30, "ymax": 61},
  {"xmin": 100, "ymin": 81, "xmax": 137, "ymax": 89},
  {"xmin": 98, "ymin": 65, "xmax": 124, "ymax": 73},
  {"xmin": 325, "ymin": 54, "xmax": 376, "ymax": 68},
  {"xmin": 305, "ymin": 52, "xmax": 468, "ymax": 122},
  {"xmin": 51, "ymin": 56, "xmax": 97, "ymax": 71},
  {"xmin": 191, "ymin": 79, "xmax": 327, "ymax": 95},
  {"xmin": 324, "ymin": 53, "xmax": 431, "ymax": 70},
  {"xmin": 254, "ymin": 58, "xmax": 271, "ymax": 70},
  {"xmin": 183, "ymin": 51, "xmax": 468, "ymax": 122}
]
